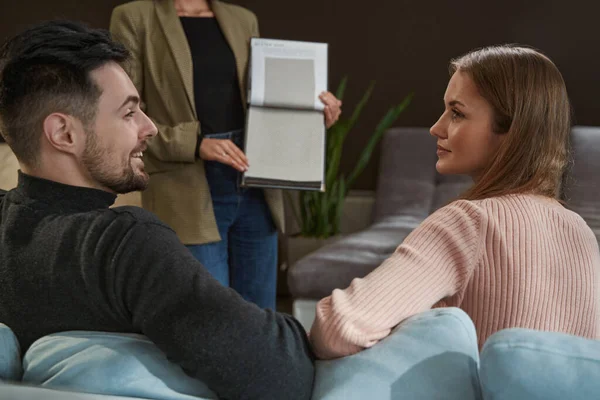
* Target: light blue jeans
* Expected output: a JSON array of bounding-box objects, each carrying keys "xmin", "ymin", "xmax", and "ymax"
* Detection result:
[{"xmin": 187, "ymin": 130, "xmax": 278, "ymax": 310}]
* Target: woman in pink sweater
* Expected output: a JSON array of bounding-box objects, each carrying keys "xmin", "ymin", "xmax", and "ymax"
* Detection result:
[{"xmin": 310, "ymin": 45, "xmax": 600, "ymax": 359}]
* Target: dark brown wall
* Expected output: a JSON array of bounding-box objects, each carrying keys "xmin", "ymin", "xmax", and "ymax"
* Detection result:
[{"xmin": 2, "ymin": 0, "xmax": 599, "ymax": 190}]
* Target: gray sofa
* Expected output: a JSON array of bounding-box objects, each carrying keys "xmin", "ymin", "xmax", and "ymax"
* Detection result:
[{"xmin": 288, "ymin": 126, "xmax": 600, "ymax": 309}]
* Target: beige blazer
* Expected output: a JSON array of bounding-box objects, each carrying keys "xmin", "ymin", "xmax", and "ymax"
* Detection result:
[{"xmin": 110, "ymin": 0, "xmax": 284, "ymax": 245}]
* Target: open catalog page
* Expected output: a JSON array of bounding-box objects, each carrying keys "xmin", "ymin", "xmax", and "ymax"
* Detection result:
[{"xmin": 243, "ymin": 38, "xmax": 328, "ymax": 191}]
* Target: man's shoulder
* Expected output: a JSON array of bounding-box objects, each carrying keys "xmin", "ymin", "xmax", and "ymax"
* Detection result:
[
  {"xmin": 108, "ymin": 206, "xmax": 172, "ymax": 231},
  {"xmin": 86, "ymin": 206, "xmax": 172, "ymax": 243}
]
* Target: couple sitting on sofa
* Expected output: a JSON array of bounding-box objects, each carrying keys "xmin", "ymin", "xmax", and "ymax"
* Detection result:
[{"xmin": 0, "ymin": 20, "xmax": 598, "ymax": 400}]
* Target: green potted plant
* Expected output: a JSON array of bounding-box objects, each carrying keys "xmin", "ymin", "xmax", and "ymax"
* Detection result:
[{"xmin": 284, "ymin": 77, "xmax": 413, "ymax": 267}]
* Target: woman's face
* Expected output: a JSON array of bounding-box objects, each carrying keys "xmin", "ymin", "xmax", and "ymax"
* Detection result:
[{"xmin": 430, "ymin": 71, "xmax": 505, "ymax": 180}]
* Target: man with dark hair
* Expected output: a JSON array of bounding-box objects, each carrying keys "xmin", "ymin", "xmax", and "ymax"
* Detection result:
[{"xmin": 0, "ymin": 20, "xmax": 314, "ymax": 400}]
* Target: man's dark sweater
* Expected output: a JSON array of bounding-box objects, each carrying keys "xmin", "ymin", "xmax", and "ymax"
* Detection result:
[{"xmin": 0, "ymin": 172, "xmax": 314, "ymax": 400}]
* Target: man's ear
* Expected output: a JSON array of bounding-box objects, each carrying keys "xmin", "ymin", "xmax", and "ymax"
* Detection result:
[{"xmin": 42, "ymin": 113, "xmax": 87, "ymax": 155}]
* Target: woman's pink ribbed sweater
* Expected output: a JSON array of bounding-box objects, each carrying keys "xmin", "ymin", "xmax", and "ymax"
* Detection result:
[{"xmin": 310, "ymin": 194, "xmax": 600, "ymax": 359}]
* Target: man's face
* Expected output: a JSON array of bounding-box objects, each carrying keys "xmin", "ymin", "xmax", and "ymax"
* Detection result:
[{"xmin": 82, "ymin": 62, "xmax": 156, "ymax": 194}]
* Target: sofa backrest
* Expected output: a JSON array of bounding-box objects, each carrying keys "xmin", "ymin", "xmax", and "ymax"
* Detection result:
[
  {"xmin": 374, "ymin": 127, "xmax": 437, "ymax": 222},
  {"xmin": 374, "ymin": 127, "xmax": 471, "ymax": 223},
  {"xmin": 375, "ymin": 126, "xmax": 600, "ymax": 245},
  {"xmin": 430, "ymin": 173, "xmax": 472, "ymax": 213},
  {"xmin": 563, "ymin": 126, "xmax": 600, "ymax": 243}
]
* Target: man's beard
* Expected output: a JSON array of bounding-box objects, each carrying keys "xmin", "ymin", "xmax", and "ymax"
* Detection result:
[{"xmin": 82, "ymin": 131, "xmax": 149, "ymax": 194}]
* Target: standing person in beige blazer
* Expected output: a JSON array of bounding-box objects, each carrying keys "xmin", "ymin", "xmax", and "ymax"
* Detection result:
[{"xmin": 110, "ymin": 0, "xmax": 341, "ymax": 309}]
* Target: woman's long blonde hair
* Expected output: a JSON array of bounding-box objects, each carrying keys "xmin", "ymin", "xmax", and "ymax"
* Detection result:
[{"xmin": 451, "ymin": 45, "xmax": 572, "ymax": 201}]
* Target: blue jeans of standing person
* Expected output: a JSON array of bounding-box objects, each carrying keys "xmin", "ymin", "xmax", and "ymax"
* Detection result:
[{"xmin": 186, "ymin": 130, "xmax": 278, "ymax": 310}]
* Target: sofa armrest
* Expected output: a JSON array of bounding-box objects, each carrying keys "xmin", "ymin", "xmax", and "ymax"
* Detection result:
[
  {"xmin": 23, "ymin": 331, "xmax": 216, "ymax": 400},
  {"xmin": 311, "ymin": 308, "xmax": 481, "ymax": 400},
  {"xmin": 0, "ymin": 323, "xmax": 21, "ymax": 381},
  {"xmin": 480, "ymin": 328, "xmax": 600, "ymax": 400},
  {"xmin": 288, "ymin": 215, "xmax": 421, "ymax": 299},
  {"xmin": 0, "ymin": 383, "xmax": 150, "ymax": 400}
]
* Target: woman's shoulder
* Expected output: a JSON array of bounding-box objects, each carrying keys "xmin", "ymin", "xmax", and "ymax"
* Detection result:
[
  {"xmin": 434, "ymin": 198, "xmax": 485, "ymax": 218},
  {"xmin": 465, "ymin": 193, "xmax": 594, "ymax": 230},
  {"xmin": 471, "ymin": 193, "xmax": 565, "ymax": 213},
  {"xmin": 110, "ymin": 1, "xmax": 155, "ymax": 38},
  {"xmin": 426, "ymin": 199, "xmax": 487, "ymax": 231},
  {"xmin": 475, "ymin": 194, "xmax": 598, "ymax": 248},
  {"xmin": 112, "ymin": 0, "xmax": 155, "ymax": 17}
]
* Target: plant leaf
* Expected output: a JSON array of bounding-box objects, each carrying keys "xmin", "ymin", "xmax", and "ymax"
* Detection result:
[
  {"xmin": 299, "ymin": 190, "xmax": 310, "ymax": 235},
  {"xmin": 325, "ymin": 122, "xmax": 348, "ymax": 187},
  {"xmin": 335, "ymin": 75, "xmax": 348, "ymax": 101},
  {"xmin": 341, "ymin": 81, "xmax": 375, "ymax": 143},
  {"xmin": 284, "ymin": 191, "xmax": 301, "ymax": 234},
  {"xmin": 325, "ymin": 81, "xmax": 375, "ymax": 193},
  {"xmin": 333, "ymin": 176, "xmax": 346, "ymax": 236},
  {"xmin": 346, "ymin": 92, "xmax": 414, "ymax": 189}
]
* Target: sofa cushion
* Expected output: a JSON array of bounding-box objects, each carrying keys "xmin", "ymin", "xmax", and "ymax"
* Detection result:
[
  {"xmin": 0, "ymin": 382, "xmax": 150, "ymax": 400},
  {"xmin": 22, "ymin": 331, "xmax": 216, "ymax": 400},
  {"xmin": 480, "ymin": 328, "xmax": 600, "ymax": 400},
  {"xmin": 430, "ymin": 173, "xmax": 472, "ymax": 213},
  {"xmin": 288, "ymin": 220, "xmax": 419, "ymax": 298},
  {"xmin": 0, "ymin": 323, "xmax": 21, "ymax": 381},
  {"xmin": 312, "ymin": 307, "xmax": 482, "ymax": 400},
  {"xmin": 373, "ymin": 127, "xmax": 438, "ymax": 222}
]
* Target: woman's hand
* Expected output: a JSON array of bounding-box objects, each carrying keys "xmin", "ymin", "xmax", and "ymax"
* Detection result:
[
  {"xmin": 319, "ymin": 91, "xmax": 342, "ymax": 128},
  {"xmin": 199, "ymin": 138, "xmax": 249, "ymax": 172}
]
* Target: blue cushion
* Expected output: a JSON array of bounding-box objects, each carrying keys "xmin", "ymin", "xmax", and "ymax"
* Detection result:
[
  {"xmin": 0, "ymin": 382, "xmax": 150, "ymax": 400},
  {"xmin": 22, "ymin": 331, "xmax": 217, "ymax": 400},
  {"xmin": 311, "ymin": 307, "xmax": 482, "ymax": 400},
  {"xmin": 0, "ymin": 323, "xmax": 21, "ymax": 381},
  {"xmin": 480, "ymin": 328, "xmax": 600, "ymax": 400}
]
